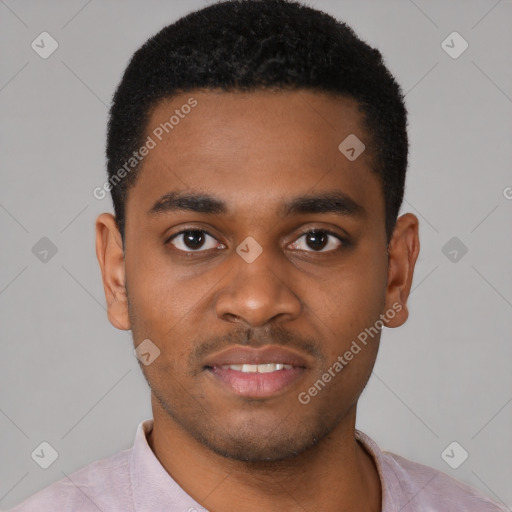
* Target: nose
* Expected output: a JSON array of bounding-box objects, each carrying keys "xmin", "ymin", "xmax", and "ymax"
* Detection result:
[{"xmin": 214, "ymin": 242, "xmax": 302, "ymax": 328}]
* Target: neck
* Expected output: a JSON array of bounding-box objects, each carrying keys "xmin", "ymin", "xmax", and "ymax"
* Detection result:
[{"xmin": 147, "ymin": 400, "xmax": 381, "ymax": 512}]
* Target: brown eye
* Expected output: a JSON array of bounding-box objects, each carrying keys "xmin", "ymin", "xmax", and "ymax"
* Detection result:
[
  {"xmin": 168, "ymin": 230, "xmax": 222, "ymax": 252},
  {"xmin": 290, "ymin": 229, "xmax": 344, "ymax": 253}
]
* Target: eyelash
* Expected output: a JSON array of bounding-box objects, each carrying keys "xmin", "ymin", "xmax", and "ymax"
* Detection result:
[{"xmin": 165, "ymin": 227, "xmax": 348, "ymax": 255}]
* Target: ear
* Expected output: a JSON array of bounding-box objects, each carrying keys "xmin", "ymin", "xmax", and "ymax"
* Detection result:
[
  {"xmin": 95, "ymin": 213, "xmax": 131, "ymax": 330},
  {"xmin": 383, "ymin": 213, "xmax": 420, "ymax": 328}
]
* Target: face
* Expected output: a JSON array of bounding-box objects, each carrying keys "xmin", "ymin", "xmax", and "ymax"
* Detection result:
[{"xmin": 96, "ymin": 89, "xmax": 419, "ymax": 462}]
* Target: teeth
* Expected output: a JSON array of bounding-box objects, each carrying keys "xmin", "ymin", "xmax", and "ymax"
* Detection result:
[{"xmin": 221, "ymin": 363, "xmax": 293, "ymax": 373}]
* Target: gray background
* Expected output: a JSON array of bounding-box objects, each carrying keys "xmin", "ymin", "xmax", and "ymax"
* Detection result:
[{"xmin": 1, "ymin": 0, "xmax": 511, "ymax": 509}]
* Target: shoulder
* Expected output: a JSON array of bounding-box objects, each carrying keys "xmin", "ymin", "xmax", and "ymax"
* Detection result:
[
  {"xmin": 384, "ymin": 450, "xmax": 509, "ymax": 511},
  {"xmin": 355, "ymin": 430, "xmax": 509, "ymax": 512},
  {"xmin": 8, "ymin": 448, "xmax": 133, "ymax": 512}
]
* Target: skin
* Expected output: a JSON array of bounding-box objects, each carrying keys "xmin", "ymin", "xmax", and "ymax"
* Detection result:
[{"xmin": 96, "ymin": 89, "xmax": 419, "ymax": 512}]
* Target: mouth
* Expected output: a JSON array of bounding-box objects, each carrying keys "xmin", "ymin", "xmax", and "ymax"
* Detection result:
[
  {"xmin": 204, "ymin": 346, "xmax": 309, "ymax": 399},
  {"xmin": 220, "ymin": 363, "xmax": 294, "ymax": 372}
]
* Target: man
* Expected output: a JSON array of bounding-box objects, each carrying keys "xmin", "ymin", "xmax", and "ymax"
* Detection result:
[{"xmin": 10, "ymin": 0, "xmax": 508, "ymax": 510}]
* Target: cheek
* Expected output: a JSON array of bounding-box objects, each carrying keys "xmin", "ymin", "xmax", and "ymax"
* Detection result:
[
  {"xmin": 126, "ymin": 253, "xmax": 217, "ymax": 372},
  {"xmin": 127, "ymin": 248, "xmax": 197, "ymax": 323},
  {"xmin": 315, "ymin": 249, "xmax": 387, "ymax": 349},
  {"xmin": 350, "ymin": 237, "xmax": 388, "ymax": 308}
]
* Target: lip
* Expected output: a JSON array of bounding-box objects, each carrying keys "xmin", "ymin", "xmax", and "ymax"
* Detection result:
[
  {"xmin": 204, "ymin": 346, "xmax": 309, "ymax": 399},
  {"xmin": 203, "ymin": 345, "xmax": 309, "ymax": 368}
]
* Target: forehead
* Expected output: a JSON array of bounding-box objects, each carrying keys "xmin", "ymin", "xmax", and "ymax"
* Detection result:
[{"xmin": 126, "ymin": 89, "xmax": 383, "ymax": 226}]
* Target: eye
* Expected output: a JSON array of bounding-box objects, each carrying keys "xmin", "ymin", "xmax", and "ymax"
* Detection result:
[
  {"xmin": 166, "ymin": 228, "xmax": 347, "ymax": 255},
  {"xmin": 289, "ymin": 229, "xmax": 345, "ymax": 253},
  {"xmin": 167, "ymin": 229, "xmax": 224, "ymax": 253}
]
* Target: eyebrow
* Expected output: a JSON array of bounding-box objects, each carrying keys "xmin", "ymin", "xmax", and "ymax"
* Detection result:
[{"xmin": 148, "ymin": 190, "xmax": 366, "ymax": 219}]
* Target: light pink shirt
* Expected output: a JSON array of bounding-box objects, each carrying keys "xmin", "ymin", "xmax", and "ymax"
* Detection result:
[{"xmin": 9, "ymin": 419, "xmax": 508, "ymax": 511}]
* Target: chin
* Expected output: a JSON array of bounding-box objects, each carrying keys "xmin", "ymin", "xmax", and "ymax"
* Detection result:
[
  {"xmin": 204, "ymin": 435, "xmax": 318, "ymax": 463},
  {"xmin": 193, "ymin": 417, "xmax": 332, "ymax": 463}
]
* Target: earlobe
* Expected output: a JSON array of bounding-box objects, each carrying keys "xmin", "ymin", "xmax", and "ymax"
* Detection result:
[
  {"xmin": 383, "ymin": 213, "xmax": 420, "ymax": 328},
  {"xmin": 95, "ymin": 213, "xmax": 131, "ymax": 331}
]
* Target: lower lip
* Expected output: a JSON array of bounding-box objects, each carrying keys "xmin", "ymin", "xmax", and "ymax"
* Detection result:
[{"xmin": 207, "ymin": 366, "xmax": 306, "ymax": 398}]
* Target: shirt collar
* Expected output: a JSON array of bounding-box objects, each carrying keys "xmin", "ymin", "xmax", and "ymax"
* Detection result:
[
  {"xmin": 355, "ymin": 429, "xmax": 409, "ymax": 511},
  {"xmin": 129, "ymin": 418, "xmax": 207, "ymax": 511},
  {"xmin": 129, "ymin": 419, "xmax": 400, "ymax": 511}
]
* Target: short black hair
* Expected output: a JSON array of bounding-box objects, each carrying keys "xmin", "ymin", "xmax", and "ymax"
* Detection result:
[{"xmin": 106, "ymin": 0, "xmax": 408, "ymax": 244}]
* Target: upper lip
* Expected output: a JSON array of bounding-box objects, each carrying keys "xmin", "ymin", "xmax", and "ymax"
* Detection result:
[{"xmin": 204, "ymin": 346, "xmax": 309, "ymax": 368}]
